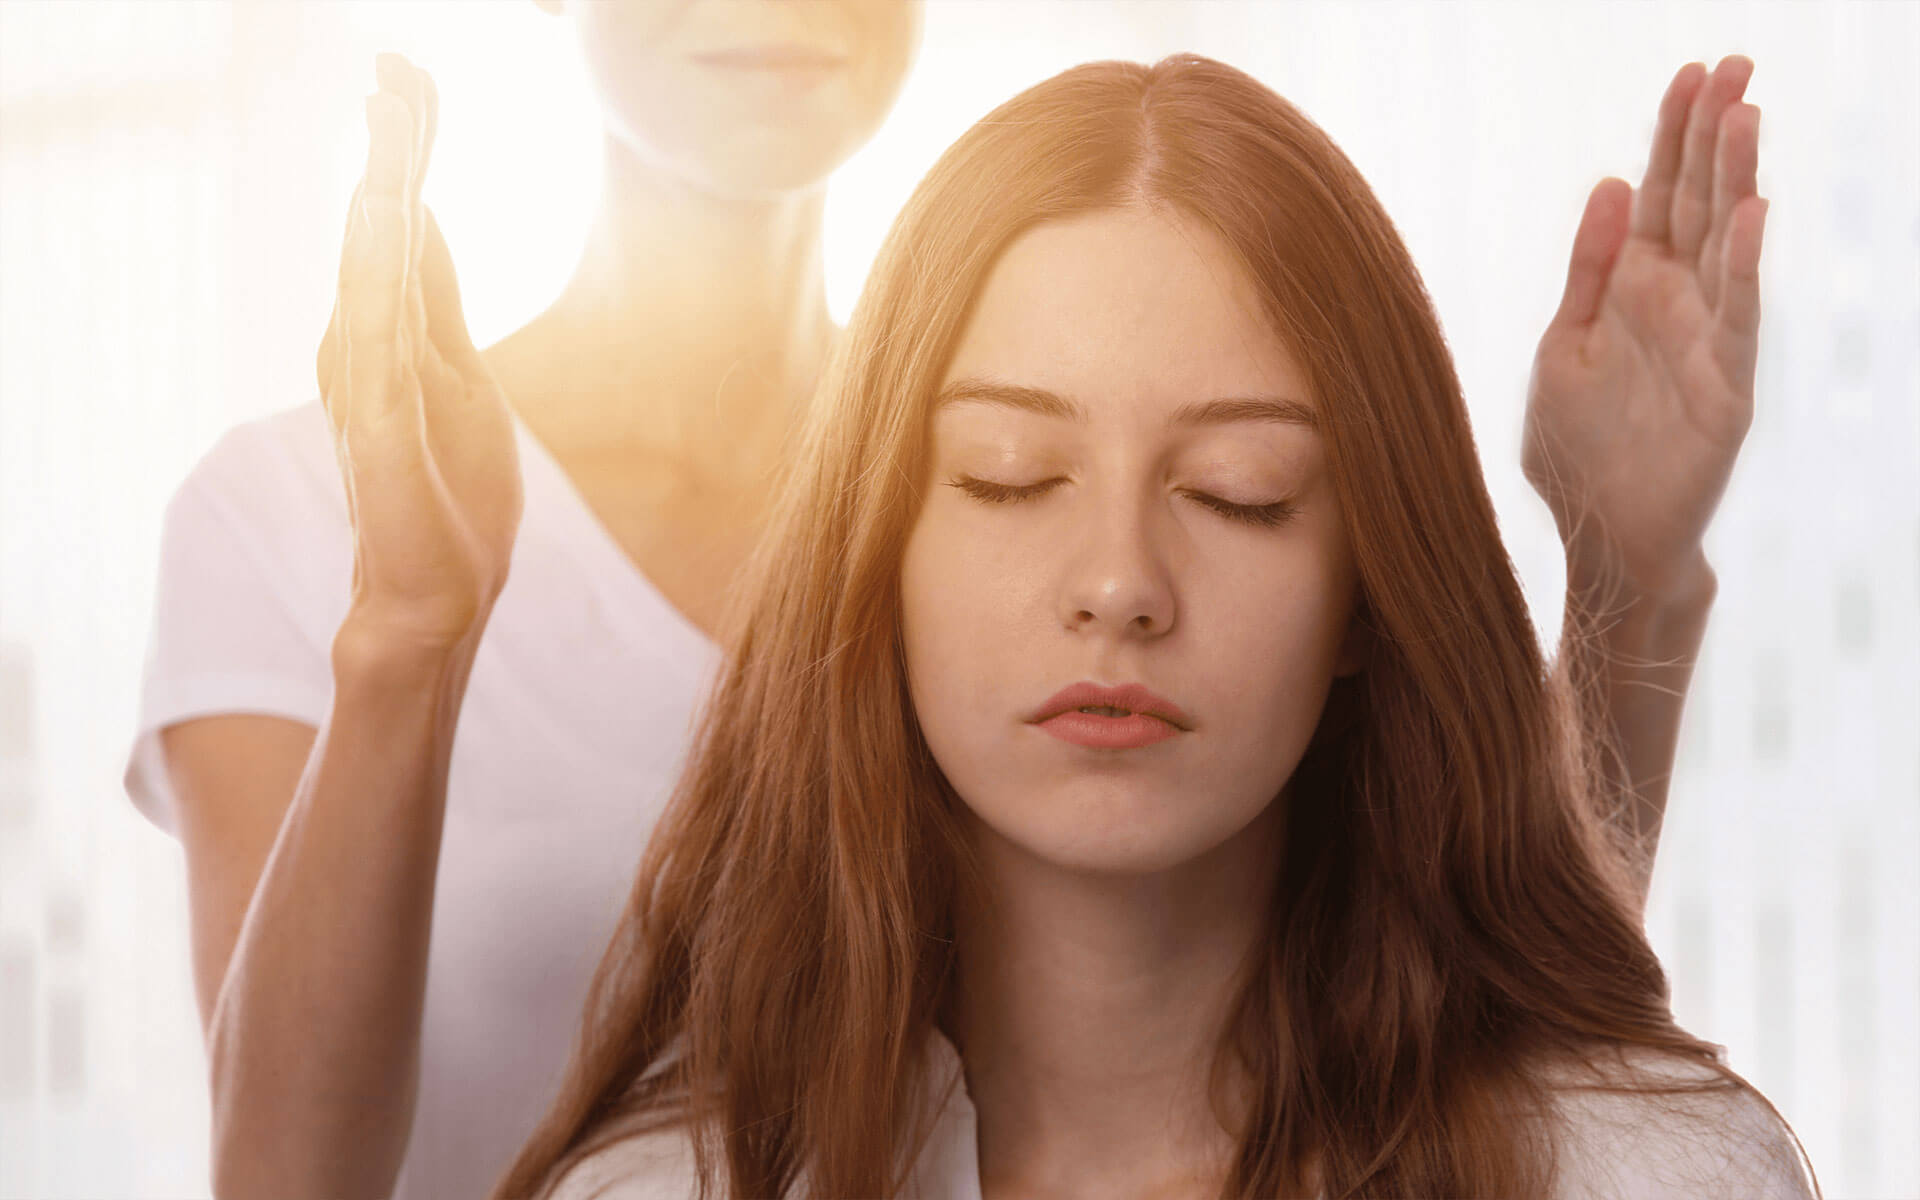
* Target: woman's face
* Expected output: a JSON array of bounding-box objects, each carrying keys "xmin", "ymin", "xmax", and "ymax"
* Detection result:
[
  {"xmin": 900, "ymin": 205, "xmax": 1366, "ymax": 876},
  {"xmin": 550, "ymin": 0, "xmax": 921, "ymax": 195}
]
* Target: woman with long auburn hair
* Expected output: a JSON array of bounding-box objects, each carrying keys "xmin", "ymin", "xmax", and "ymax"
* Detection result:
[
  {"xmin": 495, "ymin": 54, "xmax": 1811, "ymax": 1200},
  {"xmin": 128, "ymin": 0, "xmax": 1765, "ymax": 1188}
]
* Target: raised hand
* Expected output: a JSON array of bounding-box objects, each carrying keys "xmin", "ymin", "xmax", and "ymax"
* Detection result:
[
  {"xmin": 1523, "ymin": 55, "xmax": 1767, "ymax": 602},
  {"xmin": 317, "ymin": 53, "xmax": 523, "ymax": 653}
]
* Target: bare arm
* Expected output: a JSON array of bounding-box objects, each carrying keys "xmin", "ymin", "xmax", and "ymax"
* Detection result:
[
  {"xmin": 172, "ymin": 633, "xmax": 477, "ymax": 1198},
  {"xmin": 172, "ymin": 50, "xmax": 522, "ymax": 1198},
  {"xmin": 1550, "ymin": 554, "xmax": 1717, "ymax": 905}
]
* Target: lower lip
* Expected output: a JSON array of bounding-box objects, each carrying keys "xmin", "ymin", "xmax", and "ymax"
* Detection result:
[
  {"xmin": 1035, "ymin": 711, "xmax": 1181, "ymax": 750},
  {"xmin": 689, "ymin": 58, "xmax": 843, "ymax": 101}
]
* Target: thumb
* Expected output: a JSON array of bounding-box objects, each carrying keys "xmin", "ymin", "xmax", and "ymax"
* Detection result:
[
  {"xmin": 419, "ymin": 205, "xmax": 483, "ymax": 375},
  {"xmin": 1553, "ymin": 177, "xmax": 1633, "ymax": 330}
]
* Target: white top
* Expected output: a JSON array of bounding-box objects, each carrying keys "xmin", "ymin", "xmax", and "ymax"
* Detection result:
[
  {"xmin": 549, "ymin": 1028, "xmax": 982, "ymax": 1200},
  {"xmin": 550, "ymin": 1036, "xmax": 1816, "ymax": 1200},
  {"xmin": 123, "ymin": 398, "xmax": 722, "ymax": 1200}
]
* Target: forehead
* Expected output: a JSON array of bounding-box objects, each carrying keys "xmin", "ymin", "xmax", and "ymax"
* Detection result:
[{"xmin": 939, "ymin": 205, "xmax": 1311, "ymax": 416}]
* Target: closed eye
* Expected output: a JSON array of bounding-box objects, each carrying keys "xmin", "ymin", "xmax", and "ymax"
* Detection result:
[
  {"xmin": 1184, "ymin": 490, "xmax": 1299, "ymax": 528},
  {"xmin": 947, "ymin": 475, "xmax": 1066, "ymax": 504},
  {"xmin": 947, "ymin": 475, "xmax": 1298, "ymax": 529}
]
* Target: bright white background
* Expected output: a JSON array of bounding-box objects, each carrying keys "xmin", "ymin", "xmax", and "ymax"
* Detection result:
[{"xmin": 1, "ymin": 2, "xmax": 1915, "ymax": 1196}]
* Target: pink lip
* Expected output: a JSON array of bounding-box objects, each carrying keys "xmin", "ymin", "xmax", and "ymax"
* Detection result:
[
  {"xmin": 1026, "ymin": 681, "xmax": 1193, "ymax": 747},
  {"xmin": 1036, "ymin": 710, "xmax": 1181, "ymax": 750}
]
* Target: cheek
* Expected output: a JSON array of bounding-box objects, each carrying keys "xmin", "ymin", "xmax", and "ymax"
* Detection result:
[
  {"xmin": 848, "ymin": 1, "xmax": 920, "ymax": 112},
  {"xmin": 899, "ymin": 513, "xmax": 1024, "ymax": 721},
  {"xmin": 1189, "ymin": 537, "xmax": 1357, "ymax": 738},
  {"xmin": 1222, "ymin": 565, "xmax": 1352, "ymax": 673}
]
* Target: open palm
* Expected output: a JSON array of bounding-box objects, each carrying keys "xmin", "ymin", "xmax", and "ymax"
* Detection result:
[{"xmin": 1524, "ymin": 56, "xmax": 1768, "ymax": 601}]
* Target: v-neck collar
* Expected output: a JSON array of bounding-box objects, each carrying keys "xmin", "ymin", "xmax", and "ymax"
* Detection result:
[{"xmin": 509, "ymin": 405, "xmax": 721, "ymax": 655}]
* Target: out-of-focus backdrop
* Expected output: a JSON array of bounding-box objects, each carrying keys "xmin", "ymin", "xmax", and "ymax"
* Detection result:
[{"xmin": 0, "ymin": 2, "xmax": 1914, "ymax": 1196}]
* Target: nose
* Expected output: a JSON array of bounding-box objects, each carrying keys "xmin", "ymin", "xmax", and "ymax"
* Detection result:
[{"xmin": 1057, "ymin": 500, "xmax": 1177, "ymax": 639}]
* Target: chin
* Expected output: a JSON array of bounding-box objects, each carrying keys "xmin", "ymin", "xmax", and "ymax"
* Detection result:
[{"xmin": 967, "ymin": 793, "xmax": 1253, "ymax": 880}]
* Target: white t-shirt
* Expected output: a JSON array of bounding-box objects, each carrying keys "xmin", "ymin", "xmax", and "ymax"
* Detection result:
[
  {"xmin": 548, "ymin": 1034, "xmax": 1815, "ymax": 1200},
  {"xmin": 123, "ymin": 398, "xmax": 722, "ymax": 1200},
  {"xmin": 548, "ymin": 1028, "xmax": 982, "ymax": 1200}
]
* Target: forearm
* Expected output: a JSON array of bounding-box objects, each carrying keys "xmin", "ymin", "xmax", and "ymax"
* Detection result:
[
  {"xmin": 206, "ymin": 624, "xmax": 477, "ymax": 1199},
  {"xmin": 1553, "ymin": 552, "xmax": 1718, "ymax": 906}
]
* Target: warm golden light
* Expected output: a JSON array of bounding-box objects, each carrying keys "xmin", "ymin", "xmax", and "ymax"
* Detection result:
[{"xmin": 0, "ymin": 3, "xmax": 1913, "ymax": 1196}]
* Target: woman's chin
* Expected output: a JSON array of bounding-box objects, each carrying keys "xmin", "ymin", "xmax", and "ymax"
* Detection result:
[{"xmin": 964, "ymin": 799, "xmax": 1268, "ymax": 882}]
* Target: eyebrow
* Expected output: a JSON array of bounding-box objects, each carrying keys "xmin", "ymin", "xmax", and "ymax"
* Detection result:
[{"xmin": 934, "ymin": 379, "xmax": 1320, "ymax": 431}]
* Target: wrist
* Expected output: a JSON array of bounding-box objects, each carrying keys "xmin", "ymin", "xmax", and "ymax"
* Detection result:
[
  {"xmin": 1564, "ymin": 555, "xmax": 1717, "ymax": 665},
  {"xmin": 1566, "ymin": 539, "xmax": 1718, "ymax": 612},
  {"xmin": 332, "ymin": 607, "xmax": 483, "ymax": 686}
]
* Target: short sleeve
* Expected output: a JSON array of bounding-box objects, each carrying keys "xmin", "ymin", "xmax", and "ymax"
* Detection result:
[
  {"xmin": 1548, "ymin": 1049, "xmax": 1817, "ymax": 1199},
  {"xmin": 122, "ymin": 412, "xmax": 347, "ymax": 836}
]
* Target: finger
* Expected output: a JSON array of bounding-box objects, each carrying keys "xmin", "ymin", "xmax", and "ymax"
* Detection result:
[
  {"xmin": 1671, "ymin": 55, "xmax": 1754, "ymax": 262},
  {"xmin": 342, "ymin": 90, "xmax": 416, "ymax": 436},
  {"xmin": 415, "ymin": 64, "xmax": 440, "ymax": 208},
  {"xmin": 1698, "ymin": 101, "xmax": 1760, "ymax": 310},
  {"xmin": 409, "ymin": 67, "xmax": 440, "ymax": 324},
  {"xmin": 373, "ymin": 56, "xmax": 432, "ymax": 349},
  {"xmin": 377, "ymin": 55, "xmax": 437, "ymax": 198},
  {"xmin": 375, "ymin": 55, "xmax": 438, "ymax": 269},
  {"xmin": 1630, "ymin": 61, "xmax": 1708, "ymax": 244},
  {"xmin": 374, "ymin": 52, "xmax": 424, "ymax": 182},
  {"xmin": 1711, "ymin": 195, "xmax": 1767, "ymax": 398},
  {"xmin": 1709, "ymin": 102, "xmax": 1761, "ymax": 239},
  {"xmin": 1554, "ymin": 177, "xmax": 1633, "ymax": 329}
]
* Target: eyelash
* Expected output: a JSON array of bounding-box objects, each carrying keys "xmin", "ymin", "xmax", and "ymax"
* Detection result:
[{"xmin": 946, "ymin": 475, "xmax": 1299, "ymax": 529}]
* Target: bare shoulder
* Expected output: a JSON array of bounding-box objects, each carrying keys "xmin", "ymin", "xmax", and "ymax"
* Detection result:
[
  {"xmin": 545, "ymin": 1125, "xmax": 702, "ymax": 1200},
  {"xmin": 1532, "ymin": 1045, "xmax": 1815, "ymax": 1200}
]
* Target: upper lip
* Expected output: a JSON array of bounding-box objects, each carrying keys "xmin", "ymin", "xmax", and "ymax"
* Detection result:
[
  {"xmin": 1027, "ymin": 682, "xmax": 1194, "ymax": 731},
  {"xmin": 690, "ymin": 45, "xmax": 848, "ymax": 69}
]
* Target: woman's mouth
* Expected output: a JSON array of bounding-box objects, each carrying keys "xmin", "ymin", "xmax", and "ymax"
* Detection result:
[
  {"xmin": 1035, "ymin": 708, "xmax": 1182, "ymax": 750},
  {"xmin": 1026, "ymin": 680, "xmax": 1194, "ymax": 734}
]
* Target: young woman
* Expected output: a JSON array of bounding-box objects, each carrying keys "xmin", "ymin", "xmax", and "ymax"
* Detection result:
[
  {"xmin": 122, "ymin": 3, "xmax": 1757, "ymax": 1197},
  {"xmin": 495, "ymin": 55, "xmax": 1805, "ymax": 1200}
]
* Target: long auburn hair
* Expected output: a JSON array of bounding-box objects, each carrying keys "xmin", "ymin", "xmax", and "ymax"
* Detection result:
[{"xmin": 496, "ymin": 55, "xmax": 1777, "ymax": 1199}]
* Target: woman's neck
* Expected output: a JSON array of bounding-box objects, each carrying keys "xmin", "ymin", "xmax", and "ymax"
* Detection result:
[
  {"xmin": 949, "ymin": 801, "xmax": 1284, "ymax": 1199},
  {"xmin": 492, "ymin": 134, "xmax": 835, "ymax": 480}
]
